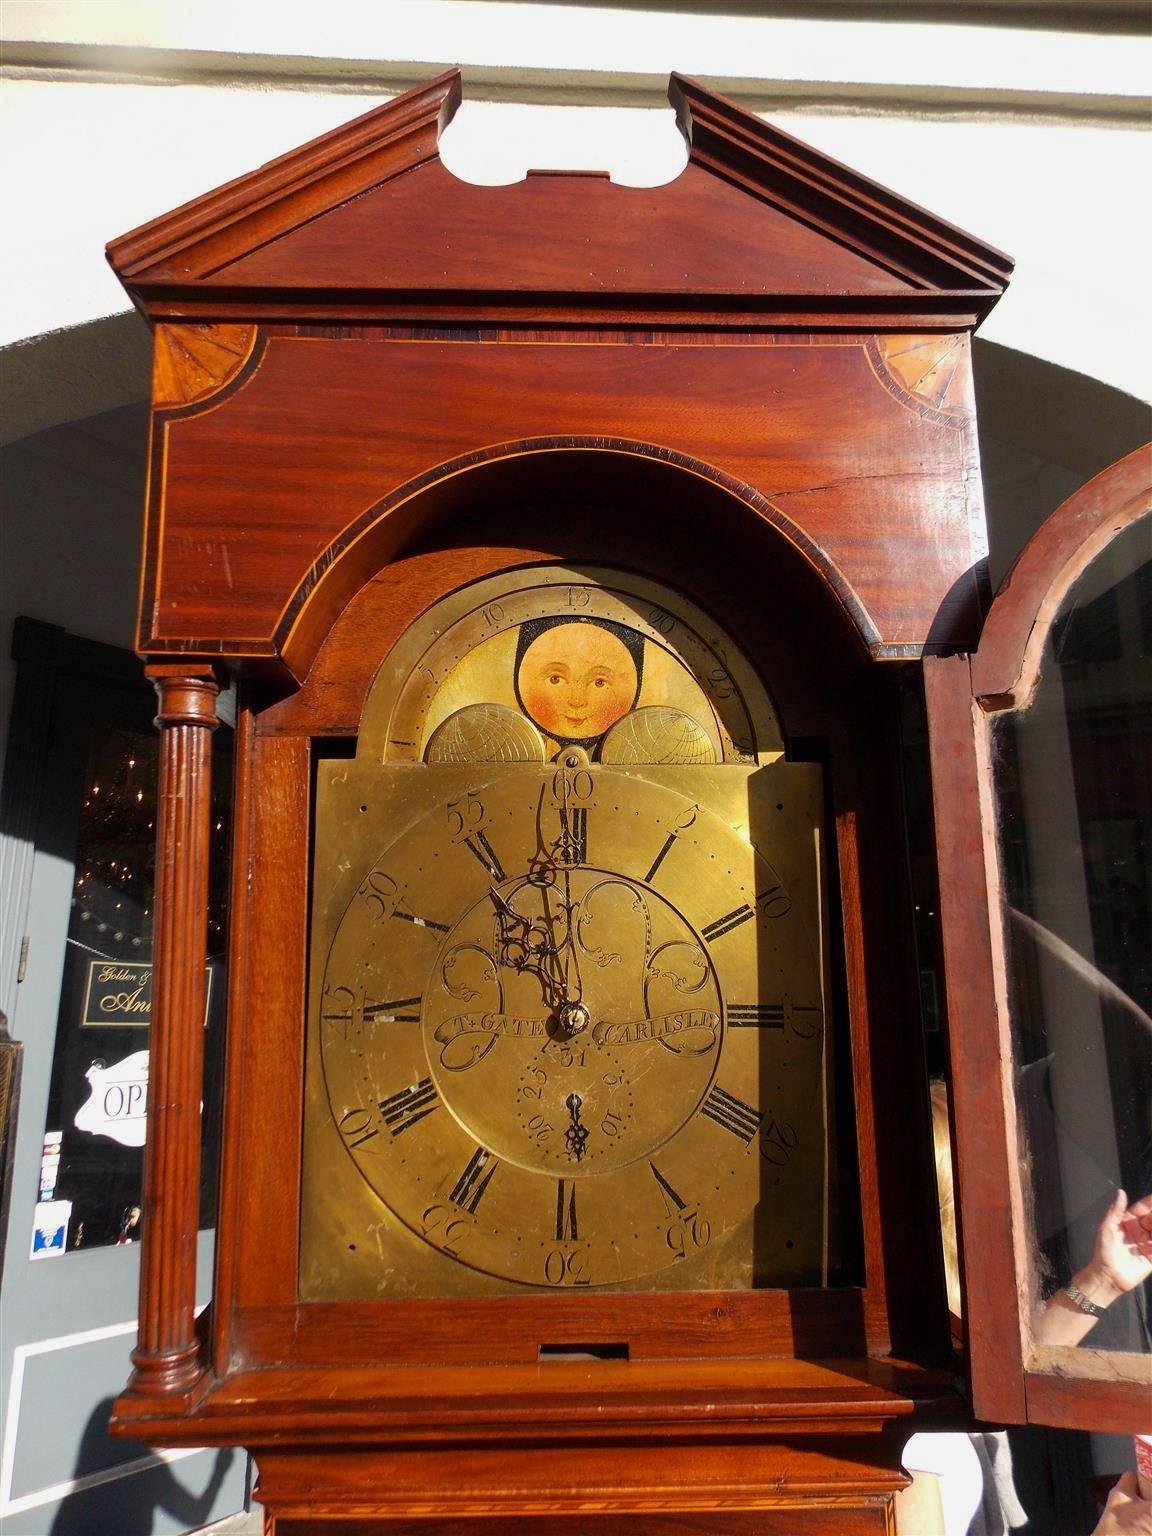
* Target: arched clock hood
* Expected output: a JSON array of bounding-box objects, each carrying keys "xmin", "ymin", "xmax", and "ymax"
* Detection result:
[{"xmin": 107, "ymin": 70, "xmax": 1011, "ymax": 681}]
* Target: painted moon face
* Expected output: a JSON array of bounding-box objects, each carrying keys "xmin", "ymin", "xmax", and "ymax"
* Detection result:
[{"xmin": 517, "ymin": 621, "xmax": 639, "ymax": 741}]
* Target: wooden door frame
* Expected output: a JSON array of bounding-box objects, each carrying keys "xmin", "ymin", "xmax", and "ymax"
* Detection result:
[{"xmin": 925, "ymin": 444, "xmax": 1152, "ymax": 1431}]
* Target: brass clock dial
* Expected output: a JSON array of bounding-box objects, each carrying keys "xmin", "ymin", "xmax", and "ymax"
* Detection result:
[{"xmin": 301, "ymin": 568, "xmax": 831, "ymax": 1299}]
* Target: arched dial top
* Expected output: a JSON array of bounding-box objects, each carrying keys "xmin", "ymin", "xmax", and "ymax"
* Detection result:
[{"xmin": 357, "ymin": 564, "xmax": 785, "ymax": 768}]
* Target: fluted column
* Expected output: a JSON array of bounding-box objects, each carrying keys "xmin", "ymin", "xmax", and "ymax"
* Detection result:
[{"xmin": 127, "ymin": 665, "xmax": 220, "ymax": 1398}]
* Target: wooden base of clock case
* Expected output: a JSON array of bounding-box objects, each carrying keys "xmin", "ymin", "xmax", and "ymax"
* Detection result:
[
  {"xmin": 118, "ymin": 1360, "xmax": 938, "ymax": 1531},
  {"xmin": 252, "ymin": 1436, "xmax": 910, "ymax": 1533}
]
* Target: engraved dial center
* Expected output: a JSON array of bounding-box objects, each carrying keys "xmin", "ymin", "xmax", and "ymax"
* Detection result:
[{"xmin": 424, "ymin": 867, "xmax": 722, "ymax": 1177}]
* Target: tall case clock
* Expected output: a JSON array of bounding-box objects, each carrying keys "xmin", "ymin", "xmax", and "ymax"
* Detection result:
[{"xmin": 105, "ymin": 71, "xmax": 1012, "ymax": 1533}]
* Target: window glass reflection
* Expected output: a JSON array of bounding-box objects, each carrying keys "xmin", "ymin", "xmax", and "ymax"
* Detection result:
[
  {"xmin": 37, "ymin": 718, "xmax": 232, "ymax": 1253},
  {"xmin": 995, "ymin": 517, "xmax": 1152, "ymax": 1355}
]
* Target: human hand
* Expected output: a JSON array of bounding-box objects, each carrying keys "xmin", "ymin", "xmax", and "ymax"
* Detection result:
[
  {"xmin": 1084, "ymin": 1189, "xmax": 1152, "ymax": 1306},
  {"xmin": 1035, "ymin": 1189, "xmax": 1152, "ymax": 1346},
  {"xmin": 1091, "ymin": 1472, "xmax": 1152, "ymax": 1535}
]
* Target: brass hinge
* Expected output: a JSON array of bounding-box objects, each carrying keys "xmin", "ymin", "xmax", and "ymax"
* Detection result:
[{"xmin": 17, "ymin": 936, "xmax": 29, "ymax": 983}]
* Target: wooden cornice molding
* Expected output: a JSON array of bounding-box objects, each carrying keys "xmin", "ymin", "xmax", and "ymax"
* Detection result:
[
  {"xmin": 106, "ymin": 70, "xmax": 1012, "ymax": 325},
  {"xmin": 669, "ymin": 72, "xmax": 1014, "ymax": 296},
  {"xmin": 106, "ymin": 70, "xmax": 462, "ymax": 285}
]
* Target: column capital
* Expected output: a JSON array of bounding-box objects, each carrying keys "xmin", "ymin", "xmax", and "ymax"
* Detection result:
[{"xmin": 145, "ymin": 664, "xmax": 223, "ymax": 728}]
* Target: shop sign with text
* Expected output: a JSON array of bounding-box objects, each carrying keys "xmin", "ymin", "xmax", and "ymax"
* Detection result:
[{"xmin": 81, "ymin": 960, "xmax": 213, "ymax": 1026}]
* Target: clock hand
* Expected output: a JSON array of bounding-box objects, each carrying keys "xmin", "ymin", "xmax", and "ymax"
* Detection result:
[
  {"xmin": 489, "ymin": 883, "xmax": 569, "ymax": 1013},
  {"xmin": 564, "ymin": 1092, "xmax": 589, "ymax": 1162},
  {"xmin": 488, "ymin": 877, "xmax": 589, "ymax": 1036},
  {"xmin": 544, "ymin": 870, "xmax": 592, "ymax": 1039},
  {"xmin": 556, "ymin": 865, "xmax": 583, "ymax": 1007}
]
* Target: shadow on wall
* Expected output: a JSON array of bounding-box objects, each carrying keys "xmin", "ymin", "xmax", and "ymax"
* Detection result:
[
  {"xmin": 47, "ymin": 1399, "xmax": 234, "ymax": 1536},
  {"xmin": 480, "ymin": 0, "xmax": 1151, "ymax": 33},
  {"xmin": 972, "ymin": 338, "xmax": 1152, "ymax": 589},
  {"xmin": 1, "ymin": 314, "xmax": 152, "ymax": 451},
  {"xmin": 0, "ymin": 315, "xmax": 153, "ymax": 766}
]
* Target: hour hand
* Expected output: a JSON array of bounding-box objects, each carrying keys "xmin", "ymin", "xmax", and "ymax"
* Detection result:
[
  {"xmin": 489, "ymin": 885, "xmax": 530, "ymax": 952},
  {"xmin": 490, "ymin": 886, "xmax": 558, "ymax": 986}
]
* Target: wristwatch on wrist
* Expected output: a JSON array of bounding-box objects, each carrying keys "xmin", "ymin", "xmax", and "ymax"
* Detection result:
[{"xmin": 1062, "ymin": 1281, "xmax": 1106, "ymax": 1318}]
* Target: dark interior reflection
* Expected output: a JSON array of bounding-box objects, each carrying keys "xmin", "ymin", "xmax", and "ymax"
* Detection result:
[{"xmin": 996, "ymin": 518, "xmax": 1152, "ymax": 1353}]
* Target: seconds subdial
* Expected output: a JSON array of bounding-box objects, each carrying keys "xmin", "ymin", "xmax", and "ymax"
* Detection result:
[{"xmin": 515, "ymin": 1045, "xmax": 634, "ymax": 1171}]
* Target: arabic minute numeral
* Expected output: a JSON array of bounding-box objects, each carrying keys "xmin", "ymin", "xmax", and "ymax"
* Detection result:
[
  {"xmin": 790, "ymin": 1004, "xmax": 823, "ymax": 1040},
  {"xmin": 650, "ymin": 1161, "xmax": 711, "ymax": 1258},
  {"xmin": 422, "ymin": 1203, "xmax": 468, "ymax": 1257},
  {"xmin": 321, "ymin": 984, "xmax": 356, "ymax": 1040},
  {"xmin": 756, "ymin": 884, "xmax": 792, "ymax": 920},
  {"xmin": 358, "ymin": 869, "xmax": 402, "ymax": 922},
  {"xmin": 544, "ymin": 1246, "xmax": 591, "ymax": 1285},
  {"xmin": 551, "ymin": 766, "xmax": 595, "ymax": 805},
  {"xmin": 338, "ymin": 1107, "xmax": 380, "ymax": 1150},
  {"xmin": 665, "ymin": 1208, "xmax": 712, "ymax": 1261},
  {"xmin": 321, "ymin": 984, "xmax": 355, "ymax": 1023},
  {"xmin": 361, "ymin": 868, "xmax": 449, "ymax": 930},
  {"xmin": 759, "ymin": 1118, "xmax": 798, "ymax": 1167}
]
